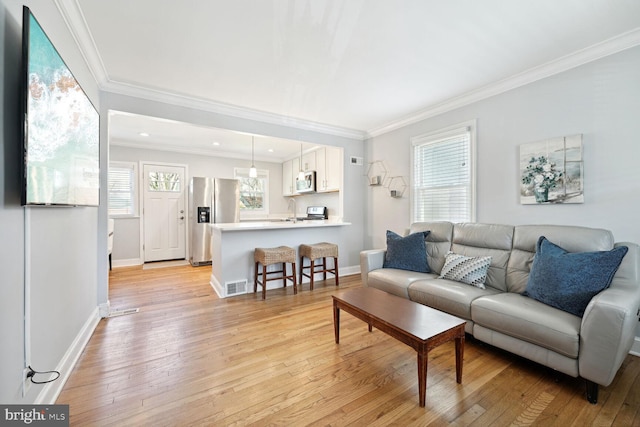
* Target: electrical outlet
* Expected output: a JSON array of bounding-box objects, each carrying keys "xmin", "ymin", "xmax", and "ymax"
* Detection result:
[{"xmin": 22, "ymin": 367, "xmax": 32, "ymax": 397}]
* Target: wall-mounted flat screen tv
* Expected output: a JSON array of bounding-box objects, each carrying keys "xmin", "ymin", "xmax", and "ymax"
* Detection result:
[{"xmin": 21, "ymin": 6, "xmax": 100, "ymax": 207}]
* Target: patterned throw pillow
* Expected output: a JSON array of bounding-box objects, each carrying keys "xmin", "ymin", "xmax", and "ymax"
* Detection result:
[
  {"xmin": 383, "ymin": 230, "xmax": 430, "ymax": 273},
  {"xmin": 439, "ymin": 251, "xmax": 492, "ymax": 289}
]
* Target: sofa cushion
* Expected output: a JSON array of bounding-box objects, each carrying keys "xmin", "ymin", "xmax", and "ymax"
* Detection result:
[
  {"xmin": 471, "ymin": 293, "xmax": 581, "ymax": 358},
  {"xmin": 524, "ymin": 236, "xmax": 628, "ymax": 317},
  {"xmin": 368, "ymin": 269, "xmax": 437, "ymax": 299},
  {"xmin": 410, "ymin": 222, "xmax": 454, "ymax": 274},
  {"xmin": 408, "ymin": 278, "xmax": 501, "ymax": 321},
  {"xmin": 383, "ymin": 230, "xmax": 430, "ymax": 273},
  {"xmin": 439, "ymin": 252, "xmax": 491, "ymax": 289},
  {"xmin": 450, "ymin": 223, "xmax": 514, "ymax": 292}
]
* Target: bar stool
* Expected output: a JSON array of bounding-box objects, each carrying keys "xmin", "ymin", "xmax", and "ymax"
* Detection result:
[
  {"xmin": 254, "ymin": 246, "xmax": 297, "ymax": 300},
  {"xmin": 299, "ymin": 242, "xmax": 339, "ymax": 290}
]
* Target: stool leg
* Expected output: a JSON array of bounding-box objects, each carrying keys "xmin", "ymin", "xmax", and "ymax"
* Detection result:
[
  {"xmin": 323, "ymin": 257, "xmax": 327, "ymax": 281},
  {"xmin": 262, "ymin": 264, "xmax": 267, "ymax": 300},
  {"xmin": 292, "ymin": 262, "xmax": 297, "ymax": 294},
  {"xmin": 334, "ymin": 257, "xmax": 339, "ymax": 286},
  {"xmin": 283, "ymin": 262, "xmax": 287, "ymax": 288},
  {"xmin": 254, "ymin": 261, "xmax": 259, "ymax": 293},
  {"xmin": 299, "ymin": 256, "xmax": 304, "ymax": 287},
  {"xmin": 310, "ymin": 259, "xmax": 315, "ymax": 291}
]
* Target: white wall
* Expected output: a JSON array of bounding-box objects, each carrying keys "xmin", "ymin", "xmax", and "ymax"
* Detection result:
[
  {"xmin": 365, "ymin": 46, "xmax": 640, "ymax": 340},
  {"xmin": 0, "ymin": 0, "xmax": 101, "ymax": 403},
  {"xmin": 365, "ymin": 46, "xmax": 640, "ymax": 249}
]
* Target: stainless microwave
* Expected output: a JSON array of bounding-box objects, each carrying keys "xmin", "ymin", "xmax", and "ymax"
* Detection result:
[{"xmin": 296, "ymin": 171, "xmax": 316, "ymax": 193}]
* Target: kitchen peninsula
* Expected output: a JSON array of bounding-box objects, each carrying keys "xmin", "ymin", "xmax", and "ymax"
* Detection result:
[{"xmin": 210, "ymin": 220, "xmax": 351, "ymax": 298}]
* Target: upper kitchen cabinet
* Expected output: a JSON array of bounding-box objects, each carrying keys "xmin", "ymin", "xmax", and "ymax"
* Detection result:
[
  {"xmin": 301, "ymin": 151, "xmax": 316, "ymax": 172},
  {"xmin": 316, "ymin": 146, "xmax": 342, "ymax": 193},
  {"xmin": 282, "ymin": 157, "xmax": 300, "ymax": 196}
]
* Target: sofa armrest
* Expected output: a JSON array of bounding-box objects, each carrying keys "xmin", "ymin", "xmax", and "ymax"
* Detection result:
[
  {"xmin": 360, "ymin": 249, "xmax": 386, "ymax": 287},
  {"xmin": 579, "ymin": 242, "xmax": 640, "ymax": 386}
]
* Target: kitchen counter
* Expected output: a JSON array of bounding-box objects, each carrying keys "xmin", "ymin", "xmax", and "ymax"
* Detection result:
[
  {"xmin": 209, "ymin": 220, "xmax": 351, "ymax": 298},
  {"xmin": 212, "ymin": 220, "xmax": 350, "ymax": 231}
]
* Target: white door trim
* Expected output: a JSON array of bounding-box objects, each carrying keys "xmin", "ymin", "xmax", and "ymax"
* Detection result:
[{"xmin": 139, "ymin": 161, "xmax": 189, "ymax": 263}]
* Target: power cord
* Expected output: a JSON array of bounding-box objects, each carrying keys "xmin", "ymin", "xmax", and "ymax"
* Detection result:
[{"xmin": 27, "ymin": 366, "xmax": 61, "ymax": 385}]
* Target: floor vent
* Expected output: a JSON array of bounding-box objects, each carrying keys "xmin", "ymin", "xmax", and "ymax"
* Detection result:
[
  {"xmin": 108, "ymin": 308, "xmax": 140, "ymax": 317},
  {"xmin": 225, "ymin": 280, "xmax": 248, "ymax": 297}
]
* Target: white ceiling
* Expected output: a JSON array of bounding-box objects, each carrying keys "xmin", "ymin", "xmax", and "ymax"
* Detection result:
[
  {"xmin": 108, "ymin": 111, "xmax": 317, "ymax": 162},
  {"xmin": 61, "ymin": 0, "xmax": 640, "ymax": 160}
]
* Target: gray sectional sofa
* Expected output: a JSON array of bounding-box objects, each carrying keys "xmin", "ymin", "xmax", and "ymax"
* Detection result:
[{"xmin": 360, "ymin": 221, "xmax": 640, "ymax": 403}]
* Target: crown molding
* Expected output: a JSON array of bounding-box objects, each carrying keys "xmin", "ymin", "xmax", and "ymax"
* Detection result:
[
  {"xmin": 54, "ymin": 0, "xmax": 110, "ymax": 86},
  {"xmin": 366, "ymin": 27, "xmax": 640, "ymax": 138},
  {"xmin": 102, "ymin": 80, "xmax": 367, "ymax": 141}
]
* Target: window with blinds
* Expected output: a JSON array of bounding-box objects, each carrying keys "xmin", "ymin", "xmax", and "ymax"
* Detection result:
[
  {"xmin": 411, "ymin": 122, "xmax": 476, "ymax": 223},
  {"xmin": 108, "ymin": 162, "xmax": 137, "ymax": 216}
]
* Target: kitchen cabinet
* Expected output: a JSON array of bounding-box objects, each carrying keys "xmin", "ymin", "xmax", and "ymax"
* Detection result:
[
  {"xmin": 301, "ymin": 151, "xmax": 316, "ymax": 172},
  {"xmin": 282, "ymin": 157, "xmax": 300, "ymax": 196},
  {"xmin": 316, "ymin": 146, "xmax": 342, "ymax": 192}
]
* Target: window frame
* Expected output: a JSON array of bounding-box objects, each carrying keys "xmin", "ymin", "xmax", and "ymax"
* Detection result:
[
  {"xmin": 410, "ymin": 120, "xmax": 477, "ymax": 224},
  {"xmin": 234, "ymin": 167, "xmax": 269, "ymax": 220},
  {"xmin": 108, "ymin": 161, "xmax": 138, "ymax": 218}
]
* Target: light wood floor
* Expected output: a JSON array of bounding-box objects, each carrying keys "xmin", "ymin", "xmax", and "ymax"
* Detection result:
[{"xmin": 57, "ymin": 265, "xmax": 640, "ymax": 426}]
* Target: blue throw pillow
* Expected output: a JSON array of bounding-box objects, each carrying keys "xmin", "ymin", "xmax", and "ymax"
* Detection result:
[
  {"xmin": 523, "ymin": 236, "xmax": 628, "ymax": 317},
  {"xmin": 383, "ymin": 230, "xmax": 430, "ymax": 273}
]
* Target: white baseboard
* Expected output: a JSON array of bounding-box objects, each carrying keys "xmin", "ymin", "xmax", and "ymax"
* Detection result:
[
  {"xmin": 210, "ymin": 274, "xmax": 224, "ymax": 298},
  {"xmin": 339, "ymin": 265, "xmax": 360, "ymax": 277},
  {"xmin": 112, "ymin": 258, "xmax": 142, "ymax": 268},
  {"xmin": 34, "ymin": 307, "xmax": 101, "ymax": 404},
  {"xmin": 631, "ymin": 336, "xmax": 640, "ymax": 357},
  {"xmin": 99, "ymin": 301, "xmax": 110, "ymax": 318}
]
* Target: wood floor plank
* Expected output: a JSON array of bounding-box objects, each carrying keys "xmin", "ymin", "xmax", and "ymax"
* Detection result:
[{"xmin": 56, "ymin": 265, "xmax": 640, "ymax": 426}]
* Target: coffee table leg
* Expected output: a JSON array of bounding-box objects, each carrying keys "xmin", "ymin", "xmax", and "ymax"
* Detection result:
[
  {"xmin": 455, "ymin": 333, "xmax": 464, "ymax": 383},
  {"xmin": 333, "ymin": 300, "xmax": 340, "ymax": 344},
  {"xmin": 417, "ymin": 351, "xmax": 427, "ymax": 407}
]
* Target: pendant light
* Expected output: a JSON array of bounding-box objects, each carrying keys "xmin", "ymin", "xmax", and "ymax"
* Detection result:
[
  {"xmin": 297, "ymin": 143, "xmax": 305, "ymax": 181},
  {"xmin": 249, "ymin": 136, "xmax": 257, "ymax": 178}
]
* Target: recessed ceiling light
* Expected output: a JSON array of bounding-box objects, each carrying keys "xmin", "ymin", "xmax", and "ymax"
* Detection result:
[
  {"xmin": 268, "ymin": 148, "xmax": 274, "ymax": 153},
  {"xmin": 139, "ymin": 132, "xmax": 149, "ymax": 137},
  {"xmin": 212, "ymin": 142, "xmax": 220, "ymax": 146}
]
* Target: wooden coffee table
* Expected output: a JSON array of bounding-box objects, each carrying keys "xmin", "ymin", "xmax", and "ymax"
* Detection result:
[{"xmin": 332, "ymin": 287, "xmax": 466, "ymax": 407}]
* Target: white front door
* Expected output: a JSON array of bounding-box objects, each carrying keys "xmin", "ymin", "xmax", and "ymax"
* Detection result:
[{"xmin": 143, "ymin": 164, "xmax": 187, "ymax": 262}]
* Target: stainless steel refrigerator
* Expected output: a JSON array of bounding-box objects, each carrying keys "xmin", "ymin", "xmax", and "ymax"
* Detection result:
[{"xmin": 189, "ymin": 177, "xmax": 240, "ymax": 266}]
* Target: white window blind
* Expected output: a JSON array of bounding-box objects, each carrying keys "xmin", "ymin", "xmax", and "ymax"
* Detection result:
[
  {"xmin": 108, "ymin": 162, "xmax": 137, "ymax": 216},
  {"xmin": 412, "ymin": 123, "xmax": 475, "ymax": 223}
]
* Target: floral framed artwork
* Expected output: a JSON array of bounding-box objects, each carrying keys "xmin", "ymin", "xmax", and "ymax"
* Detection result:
[{"xmin": 520, "ymin": 134, "xmax": 583, "ymax": 204}]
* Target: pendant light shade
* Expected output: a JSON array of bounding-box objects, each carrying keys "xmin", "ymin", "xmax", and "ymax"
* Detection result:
[
  {"xmin": 297, "ymin": 143, "xmax": 305, "ymax": 181},
  {"xmin": 249, "ymin": 136, "xmax": 257, "ymax": 178}
]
